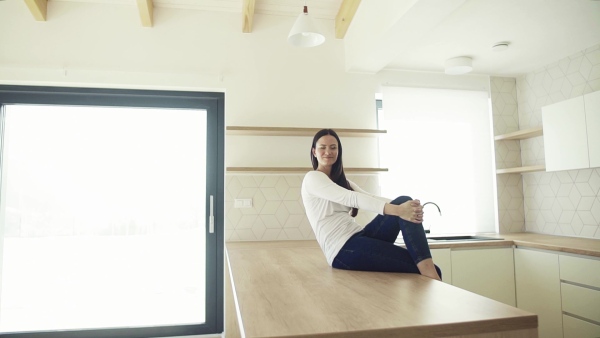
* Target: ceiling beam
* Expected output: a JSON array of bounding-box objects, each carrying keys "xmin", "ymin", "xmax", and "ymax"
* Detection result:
[
  {"xmin": 23, "ymin": 0, "xmax": 47, "ymax": 21},
  {"xmin": 335, "ymin": 0, "xmax": 361, "ymax": 39},
  {"xmin": 242, "ymin": 0, "xmax": 255, "ymax": 33},
  {"xmin": 137, "ymin": 0, "xmax": 153, "ymax": 27}
]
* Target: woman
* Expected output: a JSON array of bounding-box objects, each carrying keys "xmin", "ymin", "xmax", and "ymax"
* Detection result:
[{"xmin": 301, "ymin": 128, "xmax": 441, "ymax": 280}]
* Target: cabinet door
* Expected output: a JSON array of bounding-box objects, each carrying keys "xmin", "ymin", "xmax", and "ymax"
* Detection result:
[
  {"xmin": 451, "ymin": 247, "xmax": 516, "ymax": 306},
  {"xmin": 563, "ymin": 314, "xmax": 600, "ymax": 338},
  {"xmin": 542, "ymin": 96, "xmax": 589, "ymax": 171},
  {"xmin": 584, "ymin": 90, "xmax": 600, "ymax": 168},
  {"xmin": 561, "ymin": 283, "xmax": 600, "ymax": 323},
  {"xmin": 559, "ymin": 254, "xmax": 600, "ymax": 337},
  {"xmin": 559, "ymin": 254, "xmax": 600, "ymax": 288},
  {"xmin": 515, "ymin": 248, "xmax": 563, "ymax": 338},
  {"xmin": 430, "ymin": 248, "xmax": 452, "ymax": 284}
]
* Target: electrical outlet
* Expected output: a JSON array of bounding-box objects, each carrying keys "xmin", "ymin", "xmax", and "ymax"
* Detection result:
[{"xmin": 234, "ymin": 198, "xmax": 253, "ymax": 208}]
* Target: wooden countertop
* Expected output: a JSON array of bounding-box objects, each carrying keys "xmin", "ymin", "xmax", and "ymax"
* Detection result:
[
  {"xmin": 421, "ymin": 232, "xmax": 600, "ymax": 257},
  {"xmin": 226, "ymin": 240, "xmax": 537, "ymax": 338},
  {"xmin": 497, "ymin": 233, "xmax": 600, "ymax": 257}
]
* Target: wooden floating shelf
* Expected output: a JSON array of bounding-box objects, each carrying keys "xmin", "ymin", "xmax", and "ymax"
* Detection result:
[
  {"xmin": 496, "ymin": 165, "xmax": 545, "ymax": 174},
  {"xmin": 227, "ymin": 167, "xmax": 388, "ymax": 174},
  {"xmin": 494, "ymin": 126, "xmax": 543, "ymax": 141},
  {"xmin": 226, "ymin": 126, "xmax": 386, "ymax": 137}
]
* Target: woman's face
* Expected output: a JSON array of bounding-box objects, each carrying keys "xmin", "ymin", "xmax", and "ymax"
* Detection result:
[{"xmin": 313, "ymin": 135, "xmax": 339, "ymax": 168}]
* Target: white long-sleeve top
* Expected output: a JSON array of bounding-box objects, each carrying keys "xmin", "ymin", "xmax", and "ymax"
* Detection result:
[{"xmin": 301, "ymin": 170, "xmax": 391, "ymax": 266}]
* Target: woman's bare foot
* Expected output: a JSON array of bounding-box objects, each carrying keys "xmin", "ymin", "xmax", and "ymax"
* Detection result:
[{"xmin": 417, "ymin": 258, "xmax": 441, "ymax": 281}]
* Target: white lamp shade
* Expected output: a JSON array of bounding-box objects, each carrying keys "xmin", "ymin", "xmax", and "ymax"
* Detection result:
[
  {"xmin": 444, "ymin": 56, "xmax": 473, "ymax": 75},
  {"xmin": 288, "ymin": 12, "xmax": 325, "ymax": 47}
]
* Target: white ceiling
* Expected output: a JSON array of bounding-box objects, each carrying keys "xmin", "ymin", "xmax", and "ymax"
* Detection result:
[
  {"xmin": 49, "ymin": 0, "xmax": 600, "ymax": 77},
  {"xmin": 366, "ymin": 0, "xmax": 600, "ymax": 77}
]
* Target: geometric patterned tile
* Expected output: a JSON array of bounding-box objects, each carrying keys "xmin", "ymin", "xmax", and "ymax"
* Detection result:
[
  {"xmin": 511, "ymin": 44, "xmax": 600, "ymax": 239},
  {"xmin": 590, "ymin": 169, "xmax": 600, "ymax": 195},
  {"xmin": 224, "ymin": 174, "xmax": 381, "ymax": 242},
  {"xmin": 591, "ymin": 198, "xmax": 600, "ymax": 225},
  {"xmin": 571, "ymin": 214, "xmax": 584, "ymax": 235},
  {"xmin": 578, "ymin": 196, "xmax": 596, "ymax": 210},
  {"xmin": 284, "ymin": 214, "xmax": 303, "ymax": 228},
  {"xmin": 512, "ymin": 44, "xmax": 600, "ymax": 239},
  {"xmin": 569, "ymin": 187, "xmax": 582, "ymax": 208},
  {"xmin": 576, "ymin": 182, "xmax": 596, "ymax": 197},
  {"xmin": 557, "ymin": 196, "xmax": 575, "ymax": 211},
  {"xmin": 578, "ymin": 210, "xmax": 597, "ymax": 225},
  {"xmin": 492, "ymin": 77, "xmax": 525, "ymax": 233},
  {"xmin": 274, "ymin": 203, "xmax": 290, "ymax": 225},
  {"xmin": 283, "ymin": 200, "xmax": 304, "ymax": 215}
]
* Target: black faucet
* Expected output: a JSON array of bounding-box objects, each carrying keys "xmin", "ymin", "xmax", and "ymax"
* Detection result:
[{"xmin": 422, "ymin": 202, "xmax": 441, "ymax": 234}]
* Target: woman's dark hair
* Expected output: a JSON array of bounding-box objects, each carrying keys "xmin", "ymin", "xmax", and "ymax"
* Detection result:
[{"xmin": 310, "ymin": 129, "xmax": 358, "ymax": 217}]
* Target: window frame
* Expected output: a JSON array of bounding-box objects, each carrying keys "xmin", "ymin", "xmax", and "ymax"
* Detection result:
[{"xmin": 0, "ymin": 85, "xmax": 225, "ymax": 338}]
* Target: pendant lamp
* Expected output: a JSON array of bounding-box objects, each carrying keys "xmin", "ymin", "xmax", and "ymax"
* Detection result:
[{"xmin": 288, "ymin": 1, "xmax": 325, "ymax": 47}]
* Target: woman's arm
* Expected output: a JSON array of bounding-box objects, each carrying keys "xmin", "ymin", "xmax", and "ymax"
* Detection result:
[
  {"xmin": 347, "ymin": 179, "xmax": 423, "ymax": 223},
  {"xmin": 384, "ymin": 200, "xmax": 424, "ymax": 223},
  {"xmin": 348, "ymin": 180, "xmax": 391, "ymax": 203},
  {"xmin": 303, "ymin": 171, "xmax": 386, "ymax": 215}
]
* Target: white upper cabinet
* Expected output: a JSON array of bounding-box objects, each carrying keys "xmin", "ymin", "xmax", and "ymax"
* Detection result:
[
  {"xmin": 542, "ymin": 96, "xmax": 588, "ymax": 171},
  {"xmin": 542, "ymin": 91, "xmax": 600, "ymax": 172},
  {"xmin": 584, "ymin": 90, "xmax": 600, "ymax": 168}
]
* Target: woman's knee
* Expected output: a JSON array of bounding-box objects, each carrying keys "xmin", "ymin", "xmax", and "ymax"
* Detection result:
[{"xmin": 391, "ymin": 196, "xmax": 413, "ymax": 205}]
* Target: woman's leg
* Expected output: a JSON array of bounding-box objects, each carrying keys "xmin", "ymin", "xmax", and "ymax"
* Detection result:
[
  {"xmin": 359, "ymin": 195, "xmax": 441, "ymax": 280},
  {"xmin": 333, "ymin": 235, "xmax": 420, "ymax": 273},
  {"xmin": 333, "ymin": 234, "xmax": 442, "ymax": 279}
]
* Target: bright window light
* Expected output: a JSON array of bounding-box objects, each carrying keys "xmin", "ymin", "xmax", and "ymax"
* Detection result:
[
  {"xmin": 0, "ymin": 104, "xmax": 207, "ymax": 332},
  {"xmin": 379, "ymin": 86, "xmax": 497, "ymax": 234}
]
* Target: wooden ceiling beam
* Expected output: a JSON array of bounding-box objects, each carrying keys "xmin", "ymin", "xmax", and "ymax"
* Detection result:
[
  {"xmin": 335, "ymin": 0, "xmax": 361, "ymax": 39},
  {"xmin": 137, "ymin": 0, "xmax": 153, "ymax": 27},
  {"xmin": 242, "ymin": 0, "xmax": 255, "ymax": 33},
  {"xmin": 24, "ymin": 0, "xmax": 47, "ymax": 21}
]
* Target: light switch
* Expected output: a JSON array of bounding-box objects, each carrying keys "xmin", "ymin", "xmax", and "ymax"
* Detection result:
[{"xmin": 234, "ymin": 198, "xmax": 253, "ymax": 208}]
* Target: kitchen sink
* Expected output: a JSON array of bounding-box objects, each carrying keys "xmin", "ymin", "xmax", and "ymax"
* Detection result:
[
  {"xmin": 426, "ymin": 235, "xmax": 503, "ymax": 242},
  {"xmin": 395, "ymin": 234, "xmax": 504, "ymax": 245}
]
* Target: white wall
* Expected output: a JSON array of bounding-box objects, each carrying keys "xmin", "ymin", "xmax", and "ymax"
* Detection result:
[
  {"xmin": 492, "ymin": 43, "xmax": 600, "ymax": 239},
  {"xmin": 0, "ymin": 0, "xmax": 492, "ymax": 242},
  {"xmin": 518, "ymin": 44, "xmax": 600, "ymax": 239},
  {"xmin": 0, "ymin": 1, "xmax": 490, "ymax": 122},
  {"xmin": 0, "ymin": 3, "xmax": 496, "ymax": 336},
  {"xmin": 491, "ymin": 76, "xmax": 525, "ymax": 233}
]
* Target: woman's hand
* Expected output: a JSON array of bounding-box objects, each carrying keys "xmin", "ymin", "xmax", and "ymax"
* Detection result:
[{"xmin": 385, "ymin": 199, "xmax": 424, "ymax": 223}]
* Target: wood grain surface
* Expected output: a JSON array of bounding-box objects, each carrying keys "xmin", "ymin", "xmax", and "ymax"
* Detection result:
[{"xmin": 226, "ymin": 240, "xmax": 538, "ymax": 338}]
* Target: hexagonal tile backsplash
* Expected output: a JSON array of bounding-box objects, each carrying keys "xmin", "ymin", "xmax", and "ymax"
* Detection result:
[
  {"xmin": 493, "ymin": 43, "xmax": 600, "ymax": 239},
  {"xmin": 225, "ymin": 174, "xmax": 381, "ymax": 242},
  {"xmin": 523, "ymin": 169, "xmax": 600, "ymax": 237}
]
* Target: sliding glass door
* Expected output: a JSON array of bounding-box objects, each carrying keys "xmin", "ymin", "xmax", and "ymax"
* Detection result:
[{"xmin": 0, "ymin": 86, "xmax": 224, "ymax": 338}]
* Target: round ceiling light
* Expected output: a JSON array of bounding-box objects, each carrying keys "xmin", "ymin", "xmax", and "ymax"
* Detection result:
[
  {"xmin": 444, "ymin": 56, "xmax": 473, "ymax": 75},
  {"xmin": 492, "ymin": 42, "xmax": 510, "ymax": 52}
]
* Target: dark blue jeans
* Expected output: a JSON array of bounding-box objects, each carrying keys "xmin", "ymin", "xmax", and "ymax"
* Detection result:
[{"xmin": 332, "ymin": 196, "xmax": 442, "ymax": 279}]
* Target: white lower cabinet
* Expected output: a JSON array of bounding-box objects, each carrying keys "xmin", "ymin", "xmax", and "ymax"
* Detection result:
[
  {"xmin": 559, "ymin": 254, "xmax": 600, "ymax": 338},
  {"xmin": 563, "ymin": 314, "xmax": 600, "ymax": 338},
  {"xmin": 561, "ymin": 283, "xmax": 600, "ymax": 324},
  {"xmin": 430, "ymin": 244, "xmax": 600, "ymax": 338},
  {"xmin": 430, "ymin": 248, "xmax": 452, "ymax": 284},
  {"xmin": 514, "ymin": 248, "xmax": 563, "ymax": 338},
  {"xmin": 450, "ymin": 247, "xmax": 516, "ymax": 306}
]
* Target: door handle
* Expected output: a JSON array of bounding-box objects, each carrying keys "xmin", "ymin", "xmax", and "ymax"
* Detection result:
[{"xmin": 209, "ymin": 195, "xmax": 214, "ymax": 234}]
